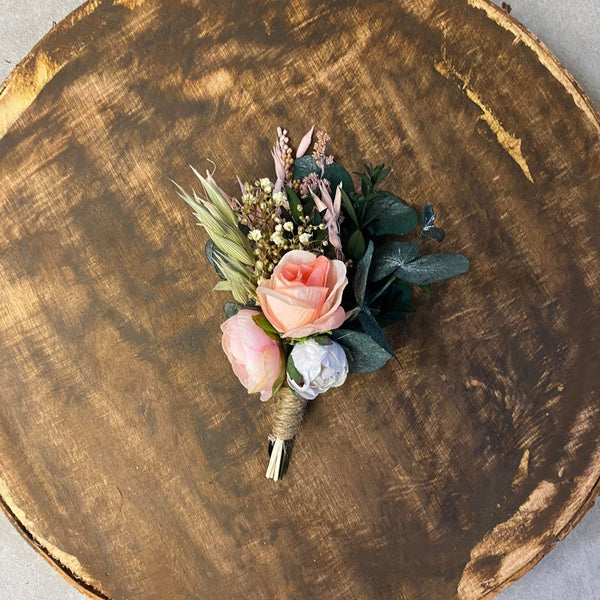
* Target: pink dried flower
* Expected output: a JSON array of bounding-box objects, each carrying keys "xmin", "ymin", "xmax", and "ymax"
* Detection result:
[
  {"xmin": 300, "ymin": 172, "xmax": 330, "ymax": 199},
  {"xmin": 311, "ymin": 181, "xmax": 343, "ymax": 258},
  {"xmin": 312, "ymin": 131, "xmax": 333, "ymax": 174}
]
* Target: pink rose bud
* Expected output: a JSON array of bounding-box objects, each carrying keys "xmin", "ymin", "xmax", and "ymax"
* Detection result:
[
  {"xmin": 256, "ymin": 250, "xmax": 348, "ymax": 339},
  {"xmin": 220, "ymin": 309, "xmax": 283, "ymax": 401}
]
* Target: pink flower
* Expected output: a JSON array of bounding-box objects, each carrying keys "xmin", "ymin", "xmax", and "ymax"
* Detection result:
[
  {"xmin": 221, "ymin": 309, "xmax": 283, "ymax": 401},
  {"xmin": 256, "ymin": 251, "xmax": 347, "ymax": 339}
]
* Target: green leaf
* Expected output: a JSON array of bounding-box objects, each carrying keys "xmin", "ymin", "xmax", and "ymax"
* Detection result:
[
  {"xmin": 347, "ymin": 228, "xmax": 366, "ymax": 261},
  {"xmin": 371, "ymin": 242, "xmax": 420, "ymax": 281},
  {"xmin": 422, "ymin": 227, "xmax": 445, "ymax": 242},
  {"xmin": 364, "ymin": 192, "xmax": 418, "ymax": 236},
  {"xmin": 357, "ymin": 172, "xmax": 372, "ymax": 196},
  {"xmin": 340, "ymin": 189, "xmax": 359, "ymax": 226},
  {"xmin": 354, "ymin": 240, "xmax": 374, "ymax": 307},
  {"xmin": 223, "ymin": 302, "xmax": 244, "ymax": 319},
  {"xmin": 422, "ymin": 202, "xmax": 435, "ymax": 229},
  {"xmin": 358, "ymin": 308, "xmax": 395, "ymax": 356},
  {"xmin": 285, "ymin": 185, "xmax": 303, "ymax": 224},
  {"xmin": 271, "ymin": 346, "xmax": 287, "ymax": 397},
  {"xmin": 331, "ymin": 329, "xmax": 393, "ymax": 374},
  {"xmin": 325, "ymin": 163, "xmax": 355, "ymax": 194},
  {"xmin": 286, "ymin": 355, "xmax": 304, "ymax": 386},
  {"xmin": 292, "ymin": 155, "xmax": 318, "ymax": 181},
  {"xmin": 395, "ymin": 253, "xmax": 470, "ymax": 285},
  {"xmin": 292, "ymin": 156, "xmax": 355, "ymax": 194},
  {"xmin": 372, "ymin": 164, "xmax": 391, "ymax": 186},
  {"xmin": 252, "ymin": 313, "xmax": 282, "ymax": 340}
]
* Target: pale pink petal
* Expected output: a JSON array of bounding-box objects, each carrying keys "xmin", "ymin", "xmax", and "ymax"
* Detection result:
[
  {"xmin": 257, "ymin": 286, "xmax": 327, "ymax": 333},
  {"xmin": 274, "ymin": 250, "xmax": 318, "ymax": 270},
  {"xmin": 318, "ymin": 181, "xmax": 334, "ymax": 212},
  {"xmin": 313, "ymin": 305, "xmax": 346, "ymax": 332},
  {"xmin": 333, "ymin": 183, "xmax": 342, "ymax": 217},
  {"xmin": 296, "ymin": 125, "xmax": 315, "ymax": 159},
  {"xmin": 311, "ymin": 190, "xmax": 327, "ymax": 214},
  {"xmin": 305, "ymin": 255, "xmax": 329, "ymax": 287},
  {"xmin": 320, "ymin": 260, "xmax": 348, "ymax": 315}
]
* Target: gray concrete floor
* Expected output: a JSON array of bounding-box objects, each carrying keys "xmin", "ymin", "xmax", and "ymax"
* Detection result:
[{"xmin": 0, "ymin": 0, "xmax": 599, "ymax": 598}]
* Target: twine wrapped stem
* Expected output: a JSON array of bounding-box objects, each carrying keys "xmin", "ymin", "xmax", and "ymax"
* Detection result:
[{"xmin": 265, "ymin": 386, "xmax": 308, "ymax": 481}]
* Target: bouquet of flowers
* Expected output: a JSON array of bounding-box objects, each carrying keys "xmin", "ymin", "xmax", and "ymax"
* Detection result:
[{"xmin": 175, "ymin": 127, "xmax": 469, "ymax": 481}]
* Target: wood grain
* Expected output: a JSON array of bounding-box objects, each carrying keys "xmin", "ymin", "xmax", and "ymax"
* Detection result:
[{"xmin": 1, "ymin": 0, "xmax": 599, "ymax": 598}]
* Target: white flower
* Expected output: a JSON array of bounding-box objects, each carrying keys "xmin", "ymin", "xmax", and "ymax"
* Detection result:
[
  {"xmin": 248, "ymin": 229, "xmax": 262, "ymax": 241},
  {"xmin": 299, "ymin": 232, "xmax": 312, "ymax": 245},
  {"xmin": 270, "ymin": 231, "xmax": 284, "ymax": 246},
  {"xmin": 259, "ymin": 178, "xmax": 273, "ymax": 193},
  {"xmin": 287, "ymin": 339, "xmax": 348, "ymax": 400},
  {"xmin": 273, "ymin": 191, "xmax": 287, "ymax": 205},
  {"xmin": 283, "ymin": 221, "xmax": 294, "ymax": 232}
]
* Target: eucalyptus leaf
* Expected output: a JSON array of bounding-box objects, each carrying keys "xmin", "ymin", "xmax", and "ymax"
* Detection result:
[
  {"xmin": 292, "ymin": 155, "xmax": 319, "ymax": 181},
  {"xmin": 223, "ymin": 302, "xmax": 244, "ymax": 319},
  {"xmin": 422, "ymin": 227, "xmax": 446, "ymax": 242},
  {"xmin": 395, "ymin": 253, "xmax": 470, "ymax": 285},
  {"xmin": 422, "ymin": 202, "xmax": 435, "ymax": 230},
  {"xmin": 354, "ymin": 240, "xmax": 374, "ymax": 307},
  {"xmin": 371, "ymin": 242, "xmax": 419, "ymax": 281},
  {"xmin": 325, "ymin": 163, "xmax": 355, "ymax": 194},
  {"xmin": 364, "ymin": 193, "xmax": 418, "ymax": 236},
  {"xmin": 331, "ymin": 329, "xmax": 393, "ymax": 374},
  {"xmin": 358, "ymin": 308, "xmax": 395, "ymax": 356}
]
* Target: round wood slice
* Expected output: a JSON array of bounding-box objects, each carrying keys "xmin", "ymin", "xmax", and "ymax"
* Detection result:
[{"xmin": 1, "ymin": 1, "xmax": 599, "ymax": 598}]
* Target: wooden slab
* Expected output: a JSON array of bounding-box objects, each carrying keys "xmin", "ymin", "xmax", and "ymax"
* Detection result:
[{"xmin": 1, "ymin": 1, "xmax": 599, "ymax": 598}]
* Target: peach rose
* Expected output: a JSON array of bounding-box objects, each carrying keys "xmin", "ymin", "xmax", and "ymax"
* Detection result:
[
  {"xmin": 221, "ymin": 309, "xmax": 283, "ymax": 401},
  {"xmin": 256, "ymin": 250, "xmax": 347, "ymax": 339}
]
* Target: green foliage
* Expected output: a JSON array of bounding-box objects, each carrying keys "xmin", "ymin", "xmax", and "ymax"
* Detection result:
[
  {"xmin": 252, "ymin": 313, "xmax": 282, "ymax": 341},
  {"xmin": 285, "ymin": 185, "xmax": 304, "ymax": 224},
  {"xmin": 421, "ymin": 202, "xmax": 445, "ymax": 242},
  {"xmin": 357, "ymin": 308, "xmax": 395, "ymax": 355},
  {"xmin": 335, "ymin": 168, "xmax": 469, "ymax": 358},
  {"xmin": 347, "ymin": 229, "xmax": 366, "ymax": 261},
  {"xmin": 353, "ymin": 240, "xmax": 373, "ymax": 307},
  {"xmin": 286, "ymin": 354, "xmax": 304, "ymax": 386},
  {"xmin": 271, "ymin": 346, "xmax": 287, "ymax": 397},
  {"xmin": 363, "ymin": 192, "xmax": 418, "ymax": 236},
  {"xmin": 223, "ymin": 302, "xmax": 244, "ymax": 319},
  {"xmin": 331, "ymin": 329, "xmax": 393, "ymax": 374},
  {"xmin": 394, "ymin": 253, "xmax": 470, "ymax": 285},
  {"xmin": 371, "ymin": 242, "xmax": 419, "ymax": 281}
]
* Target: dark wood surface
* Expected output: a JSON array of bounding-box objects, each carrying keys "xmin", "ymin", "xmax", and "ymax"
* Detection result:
[{"xmin": 1, "ymin": 1, "xmax": 599, "ymax": 598}]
